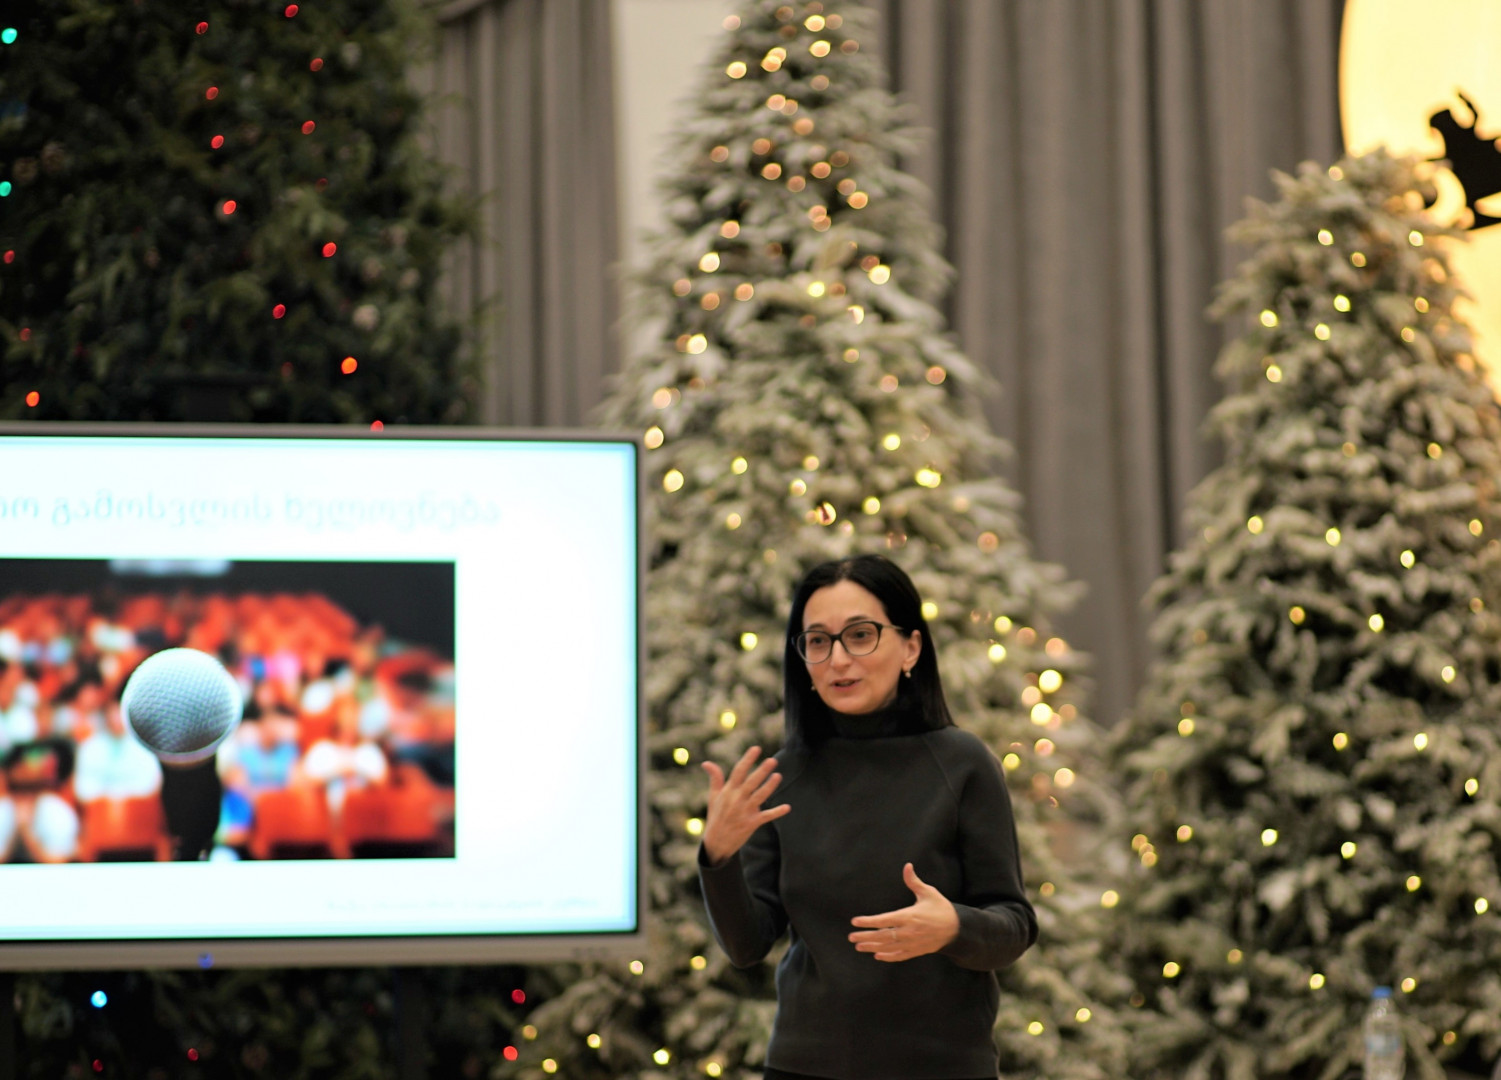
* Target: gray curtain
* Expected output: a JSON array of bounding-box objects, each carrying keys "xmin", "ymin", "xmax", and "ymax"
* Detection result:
[
  {"xmin": 872, "ymin": 0, "xmax": 1344, "ymax": 727},
  {"xmin": 419, "ymin": 0, "xmax": 620, "ymax": 428}
]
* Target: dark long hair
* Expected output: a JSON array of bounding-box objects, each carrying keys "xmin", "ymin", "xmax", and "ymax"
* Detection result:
[{"xmin": 783, "ymin": 554, "xmax": 954, "ymax": 750}]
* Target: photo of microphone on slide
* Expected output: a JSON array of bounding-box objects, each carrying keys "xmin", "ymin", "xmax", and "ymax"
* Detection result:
[{"xmin": 0, "ymin": 558, "xmax": 455, "ymax": 864}]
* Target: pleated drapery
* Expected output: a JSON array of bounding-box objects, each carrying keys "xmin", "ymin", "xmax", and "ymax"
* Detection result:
[
  {"xmin": 870, "ymin": 0, "xmax": 1344, "ymax": 726},
  {"xmin": 418, "ymin": 0, "xmax": 620, "ymax": 428},
  {"xmin": 419, "ymin": 0, "xmax": 1343, "ymax": 727}
]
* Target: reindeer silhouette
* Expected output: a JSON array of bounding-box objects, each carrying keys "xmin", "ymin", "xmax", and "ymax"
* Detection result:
[{"xmin": 1429, "ymin": 90, "xmax": 1501, "ymax": 230}]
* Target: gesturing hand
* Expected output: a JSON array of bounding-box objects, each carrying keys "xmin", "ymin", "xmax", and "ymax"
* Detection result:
[
  {"xmin": 701, "ymin": 746, "xmax": 791, "ymax": 867},
  {"xmin": 848, "ymin": 863, "xmax": 960, "ymax": 962}
]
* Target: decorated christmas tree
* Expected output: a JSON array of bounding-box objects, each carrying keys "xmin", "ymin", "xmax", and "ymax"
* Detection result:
[
  {"xmin": 0, "ymin": 0, "xmax": 472, "ymax": 424},
  {"xmin": 1110, "ymin": 150, "xmax": 1501, "ymax": 1080},
  {"xmin": 508, "ymin": 3, "xmax": 1126, "ymax": 1077}
]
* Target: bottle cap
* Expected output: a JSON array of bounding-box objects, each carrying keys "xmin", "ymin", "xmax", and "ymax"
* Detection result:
[{"xmin": 1372, "ymin": 986, "xmax": 1393, "ymax": 998}]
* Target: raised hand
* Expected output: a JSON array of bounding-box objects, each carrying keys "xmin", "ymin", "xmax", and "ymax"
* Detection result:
[
  {"xmin": 701, "ymin": 745, "xmax": 791, "ymax": 866},
  {"xmin": 848, "ymin": 863, "xmax": 960, "ymax": 962}
]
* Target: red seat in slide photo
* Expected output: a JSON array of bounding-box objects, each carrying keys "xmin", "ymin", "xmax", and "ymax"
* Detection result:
[
  {"xmin": 342, "ymin": 783, "xmax": 441, "ymax": 854},
  {"xmin": 249, "ymin": 786, "xmax": 346, "ymax": 860},
  {"xmin": 79, "ymin": 797, "xmax": 172, "ymax": 862}
]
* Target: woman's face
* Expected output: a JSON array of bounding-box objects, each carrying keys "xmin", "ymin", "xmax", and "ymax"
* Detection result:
[{"xmin": 802, "ymin": 580, "xmax": 921, "ymax": 716}]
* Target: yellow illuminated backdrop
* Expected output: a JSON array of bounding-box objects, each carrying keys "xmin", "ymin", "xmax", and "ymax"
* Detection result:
[{"xmin": 1342, "ymin": 0, "xmax": 1501, "ymax": 379}]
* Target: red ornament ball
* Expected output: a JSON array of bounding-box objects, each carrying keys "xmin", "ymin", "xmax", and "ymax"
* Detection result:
[
  {"xmin": 18, "ymin": 327, "xmax": 30, "ymax": 341},
  {"xmin": 3, "ymin": 249, "xmax": 13, "ymax": 263},
  {"xmin": 502, "ymin": 1047, "xmax": 519, "ymax": 1062},
  {"xmin": 221, "ymin": 199, "xmax": 237, "ymax": 215},
  {"xmin": 284, "ymin": 4, "xmax": 298, "ymax": 15},
  {"xmin": 210, "ymin": 134, "xmax": 224, "ymax": 149},
  {"xmin": 322, "ymin": 242, "xmax": 337, "ymax": 257},
  {"xmin": 195, "ymin": 21, "xmax": 208, "ymax": 34},
  {"xmin": 301, "ymin": 120, "xmax": 316, "ymax": 134},
  {"xmin": 370, "ymin": 420, "xmax": 384, "ymax": 431},
  {"xmin": 511, "ymin": 989, "xmax": 526, "ymax": 1004},
  {"xmin": 187, "ymin": 1049, "xmax": 199, "ymax": 1062},
  {"xmin": 25, "ymin": 391, "xmax": 39, "ymax": 407},
  {"xmin": 92, "ymin": 1062, "xmax": 103, "ymax": 1074},
  {"xmin": 205, "ymin": 86, "xmax": 219, "ymax": 100},
  {"xmin": 272, "ymin": 304, "xmax": 286, "ymax": 319},
  {"xmin": 341, "ymin": 356, "xmax": 358, "ymax": 374},
  {"xmin": 310, "ymin": 57, "xmax": 324, "ymax": 71}
]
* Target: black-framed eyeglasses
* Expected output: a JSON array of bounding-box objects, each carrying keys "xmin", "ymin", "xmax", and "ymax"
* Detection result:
[{"xmin": 794, "ymin": 621, "xmax": 906, "ymax": 664}]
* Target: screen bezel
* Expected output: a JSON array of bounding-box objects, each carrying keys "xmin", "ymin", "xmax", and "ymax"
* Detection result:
[{"xmin": 0, "ymin": 422, "xmax": 646, "ymax": 971}]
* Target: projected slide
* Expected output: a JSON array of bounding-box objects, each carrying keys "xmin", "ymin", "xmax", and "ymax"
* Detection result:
[
  {"xmin": 0, "ymin": 559, "xmax": 456, "ymax": 865},
  {"xmin": 0, "ymin": 431, "xmax": 639, "ymax": 961}
]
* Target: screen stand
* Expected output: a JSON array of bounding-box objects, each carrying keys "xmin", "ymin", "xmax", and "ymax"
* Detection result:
[
  {"xmin": 0, "ymin": 971, "xmax": 14, "ymax": 1079},
  {"xmin": 394, "ymin": 968, "xmax": 427, "ymax": 1079}
]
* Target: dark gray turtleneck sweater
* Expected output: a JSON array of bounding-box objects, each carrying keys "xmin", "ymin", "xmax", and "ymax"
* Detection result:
[{"xmin": 698, "ymin": 704, "xmax": 1037, "ymax": 1080}]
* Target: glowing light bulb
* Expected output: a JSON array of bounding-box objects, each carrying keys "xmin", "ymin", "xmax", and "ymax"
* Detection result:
[
  {"xmin": 1100, "ymin": 890, "xmax": 1120, "ymax": 908},
  {"xmin": 1038, "ymin": 669, "xmax": 1063, "ymax": 693},
  {"xmin": 1341, "ymin": 841, "xmax": 1356, "ymax": 859},
  {"xmin": 1261, "ymin": 829, "xmax": 1278, "ymax": 847}
]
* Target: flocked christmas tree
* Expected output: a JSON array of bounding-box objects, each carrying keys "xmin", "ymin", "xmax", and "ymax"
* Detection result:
[
  {"xmin": 0, "ymin": 0, "xmax": 472, "ymax": 423},
  {"xmin": 508, "ymin": 3, "xmax": 1127, "ymax": 1078},
  {"xmin": 1110, "ymin": 150, "xmax": 1501, "ymax": 1080}
]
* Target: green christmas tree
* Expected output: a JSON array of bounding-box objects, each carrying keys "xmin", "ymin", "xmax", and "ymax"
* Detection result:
[
  {"xmin": 1110, "ymin": 150, "xmax": 1501, "ymax": 1080},
  {"xmin": 0, "ymin": 0, "xmax": 472, "ymax": 423},
  {"xmin": 509, "ymin": 3, "xmax": 1126, "ymax": 1078}
]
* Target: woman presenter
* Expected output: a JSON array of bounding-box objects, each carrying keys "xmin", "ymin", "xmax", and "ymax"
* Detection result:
[{"xmin": 699, "ymin": 554, "xmax": 1037, "ymax": 1080}]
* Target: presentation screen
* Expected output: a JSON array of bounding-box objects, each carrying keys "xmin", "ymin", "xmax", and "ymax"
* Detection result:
[{"xmin": 0, "ymin": 424, "xmax": 641, "ymax": 969}]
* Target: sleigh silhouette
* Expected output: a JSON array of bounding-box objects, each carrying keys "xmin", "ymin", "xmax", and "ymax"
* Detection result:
[{"xmin": 1430, "ymin": 90, "xmax": 1501, "ymax": 230}]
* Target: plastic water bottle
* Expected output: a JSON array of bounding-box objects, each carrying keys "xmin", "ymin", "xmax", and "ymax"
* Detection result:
[{"xmin": 1363, "ymin": 986, "xmax": 1404, "ymax": 1080}]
